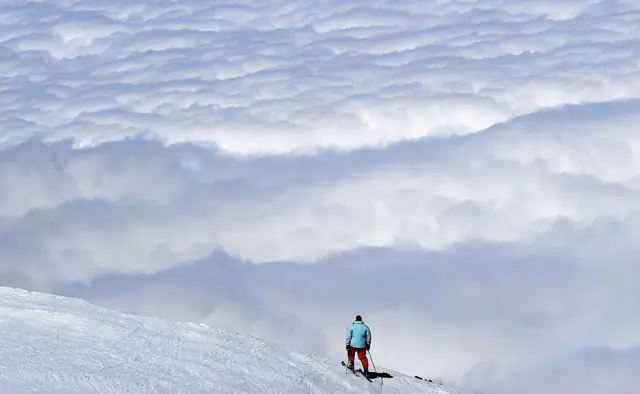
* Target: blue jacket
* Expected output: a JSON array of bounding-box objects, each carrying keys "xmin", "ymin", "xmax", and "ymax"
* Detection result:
[{"xmin": 346, "ymin": 321, "xmax": 371, "ymax": 348}]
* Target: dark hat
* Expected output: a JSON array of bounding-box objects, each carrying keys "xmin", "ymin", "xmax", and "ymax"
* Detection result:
[{"xmin": 355, "ymin": 315, "xmax": 362, "ymax": 321}]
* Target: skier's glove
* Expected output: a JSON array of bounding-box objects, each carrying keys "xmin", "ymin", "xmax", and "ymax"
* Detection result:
[
  {"xmin": 366, "ymin": 344, "xmax": 370, "ymax": 350},
  {"xmin": 346, "ymin": 345, "xmax": 350, "ymax": 351}
]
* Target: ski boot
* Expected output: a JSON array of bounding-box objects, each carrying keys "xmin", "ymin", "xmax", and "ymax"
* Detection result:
[
  {"xmin": 347, "ymin": 360, "xmax": 355, "ymax": 372},
  {"xmin": 363, "ymin": 367, "xmax": 369, "ymax": 378}
]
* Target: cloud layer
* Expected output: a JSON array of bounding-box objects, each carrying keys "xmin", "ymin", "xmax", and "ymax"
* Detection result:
[
  {"xmin": 2, "ymin": 0, "xmax": 640, "ymax": 155},
  {"xmin": 2, "ymin": 1, "xmax": 640, "ymax": 393}
]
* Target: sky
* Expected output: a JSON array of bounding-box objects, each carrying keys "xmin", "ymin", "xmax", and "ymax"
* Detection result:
[{"xmin": 1, "ymin": 0, "xmax": 640, "ymax": 393}]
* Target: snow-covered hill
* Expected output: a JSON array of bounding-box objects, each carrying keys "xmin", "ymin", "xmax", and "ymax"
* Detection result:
[{"xmin": 0, "ymin": 286, "xmax": 464, "ymax": 394}]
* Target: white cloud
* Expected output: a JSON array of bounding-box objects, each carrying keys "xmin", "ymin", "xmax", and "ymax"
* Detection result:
[
  {"xmin": 1, "ymin": 0, "xmax": 640, "ymax": 154},
  {"xmin": 479, "ymin": 345, "xmax": 640, "ymax": 394},
  {"xmin": 2, "ymin": 1, "xmax": 640, "ymax": 393},
  {"xmin": 3, "ymin": 100, "xmax": 639, "ymax": 283}
]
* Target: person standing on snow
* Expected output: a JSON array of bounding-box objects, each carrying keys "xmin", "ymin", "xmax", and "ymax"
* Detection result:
[{"xmin": 345, "ymin": 315, "xmax": 371, "ymax": 376}]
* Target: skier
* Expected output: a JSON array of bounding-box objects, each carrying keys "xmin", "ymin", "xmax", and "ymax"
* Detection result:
[{"xmin": 345, "ymin": 315, "xmax": 371, "ymax": 377}]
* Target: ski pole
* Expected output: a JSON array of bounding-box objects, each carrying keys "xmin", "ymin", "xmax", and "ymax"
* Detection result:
[
  {"xmin": 368, "ymin": 350, "xmax": 378, "ymax": 375},
  {"xmin": 368, "ymin": 349, "xmax": 383, "ymax": 393}
]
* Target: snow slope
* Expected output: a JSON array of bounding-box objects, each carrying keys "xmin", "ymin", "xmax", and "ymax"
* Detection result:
[{"xmin": 0, "ymin": 286, "xmax": 464, "ymax": 394}]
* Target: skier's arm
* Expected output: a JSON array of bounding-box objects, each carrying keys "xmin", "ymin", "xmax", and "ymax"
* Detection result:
[
  {"xmin": 345, "ymin": 327, "xmax": 353, "ymax": 345},
  {"xmin": 366, "ymin": 326, "xmax": 371, "ymax": 346}
]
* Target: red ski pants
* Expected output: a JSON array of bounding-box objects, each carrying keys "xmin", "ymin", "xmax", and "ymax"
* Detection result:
[{"xmin": 347, "ymin": 346, "xmax": 368, "ymax": 369}]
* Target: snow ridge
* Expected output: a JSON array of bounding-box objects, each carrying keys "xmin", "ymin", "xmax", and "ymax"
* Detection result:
[{"xmin": 0, "ymin": 286, "xmax": 463, "ymax": 393}]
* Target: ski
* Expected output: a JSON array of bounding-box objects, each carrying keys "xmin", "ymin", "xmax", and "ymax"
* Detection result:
[
  {"xmin": 356, "ymin": 368, "xmax": 372, "ymax": 382},
  {"xmin": 341, "ymin": 361, "xmax": 373, "ymax": 382},
  {"xmin": 340, "ymin": 360, "xmax": 354, "ymax": 374},
  {"xmin": 341, "ymin": 361, "xmax": 361, "ymax": 377}
]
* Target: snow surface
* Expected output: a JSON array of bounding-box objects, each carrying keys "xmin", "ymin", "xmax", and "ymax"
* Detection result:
[{"xmin": 0, "ymin": 286, "xmax": 464, "ymax": 394}]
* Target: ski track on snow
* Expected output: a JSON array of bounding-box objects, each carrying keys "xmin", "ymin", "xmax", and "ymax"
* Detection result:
[{"xmin": 0, "ymin": 286, "xmax": 462, "ymax": 394}]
